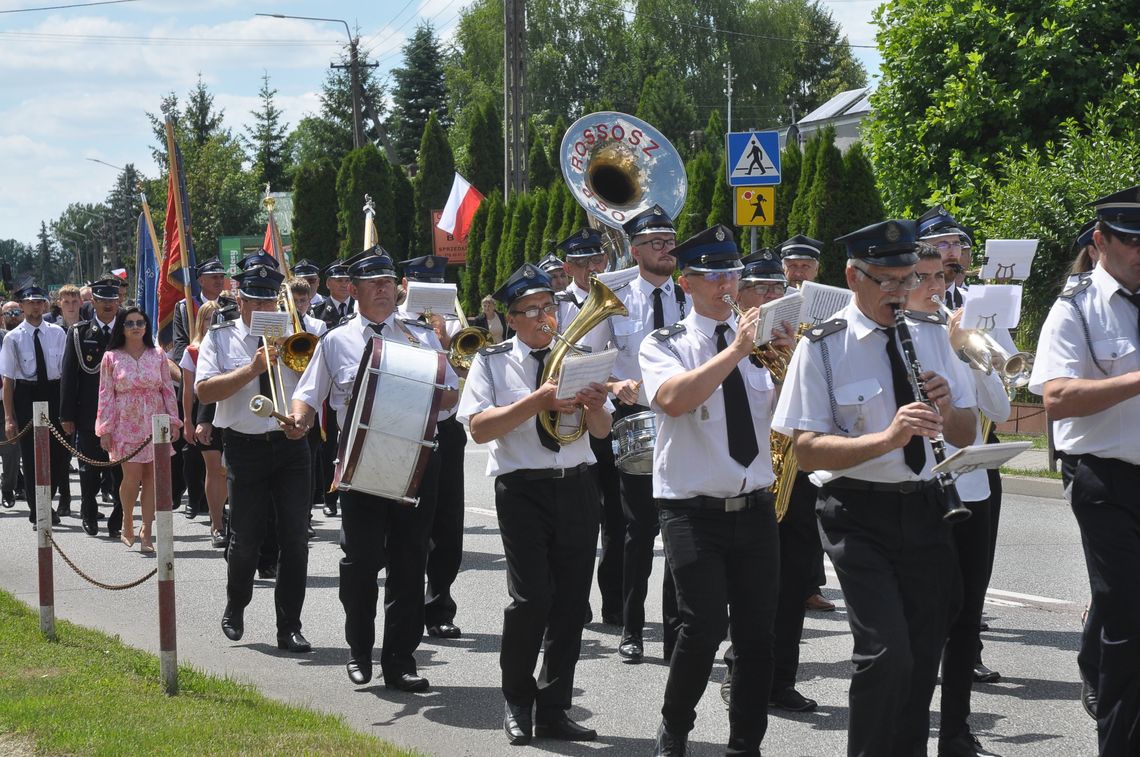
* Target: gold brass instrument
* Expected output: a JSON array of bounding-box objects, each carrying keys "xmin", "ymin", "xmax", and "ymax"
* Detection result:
[
  {"xmin": 537, "ymin": 277, "xmax": 628, "ymax": 444},
  {"xmin": 932, "ymin": 295, "xmax": 1033, "ymax": 391},
  {"xmin": 263, "ymin": 192, "xmax": 317, "ymax": 373},
  {"xmin": 447, "ymin": 295, "xmax": 491, "ymax": 371},
  {"xmin": 721, "ymin": 295, "xmax": 795, "ymax": 385}
]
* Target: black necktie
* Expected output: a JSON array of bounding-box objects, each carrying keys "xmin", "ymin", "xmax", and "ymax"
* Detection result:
[
  {"xmin": 946, "ymin": 287, "xmax": 962, "ymax": 309},
  {"xmin": 102, "ymin": 324, "xmax": 110, "ymax": 339},
  {"xmin": 715, "ymin": 324, "xmax": 759, "ymax": 467},
  {"xmin": 531, "ymin": 348, "xmax": 560, "ymax": 451},
  {"xmin": 652, "ymin": 287, "xmax": 665, "ymax": 330},
  {"xmin": 33, "ymin": 327, "xmax": 48, "ymax": 383},
  {"xmin": 338, "ymin": 302, "xmax": 347, "ymax": 318},
  {"xmin": 369, "ymin": 322, "xmax": 385, "ymax": 337},
  {"xmin": 884, "ymin": 326, "xmax": 925, "ymax": 474}
]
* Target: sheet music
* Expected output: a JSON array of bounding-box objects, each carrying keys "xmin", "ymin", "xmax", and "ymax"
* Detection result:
[
  {"xmin": 556, "ymin": 348, "xmax": 619, "ymax": 400},
  {"xmin": 755, "ymin": 290, "xmax": 803, "ymax": 345},
  {"xmin": 931, "ymin": 441, "xmax": 1031, "ymax": 476},
  {"xmin": 405, "ymin": 282, "xmax": 457, "ymax": 316},
  {"xmin": 981, "ymin": 239, "xmax": 1038, "ymax": 281},
  {"xmin": 249, "ymin": 310, "xmax": 291, "ymax": 338},
  {"xmin": 961, "ymin": 284, "xmax": 1023, "ymax": 330},
  {"xmin": 799, "ymin": 281, "xmax": 853, "ymax": 324}
]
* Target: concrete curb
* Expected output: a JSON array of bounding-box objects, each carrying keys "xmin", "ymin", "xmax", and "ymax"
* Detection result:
[{"xmin": 1003, "ymin": 474, "xmax": 1064, "ymax": 500}]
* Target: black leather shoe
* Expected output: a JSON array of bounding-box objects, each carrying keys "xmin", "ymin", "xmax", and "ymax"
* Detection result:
[
  {"xmin": 1081, "ymin": 680, "xmax": 1097, "ymax": 720},
  {"xmin": 276, "ymin": 631, "xmax": 311, "ymax": 653},
  {"xmin": 938, "ymin": 730, "xmax": 1001, "ymax": 757},
  {"xmin": 618, "ymin": 636, "xmax": 643, "ymax": 663},
  {"xmin": 56, "ymin": 504, "xmax": 72, "ymax": 517},
  {"xmin": 81, "ymin": 519, "xmax": 99, "ymax": 536},
  {"xmin": 973, "ymin": 662, "xmax": 1001, "ymax": 683},
  {"xmin": 182, "ymin": 504, "xmax": 197, "ymax": 519},
  {"xmin": 108, "ymin": 526, "xmax": 121, "ymax": 539},
  {"xmin": 503, "ymin": 701, "xmax": 532, "ymax": 746},
  {"xmin": 385, "ymin": 672, "xmax": 429, "ymax": 692},
  {"xmin": 535, "ymin": 711, "xmax": 597, "ymax": 741},
  {"xmin": 427, "ymin": 622, "xmax": 462, "ymax": 638},
  {"xmin": 322, "ymin": 504, "xmax": 338, "ymax": 517},
  {"xmin": 346, "ymin": 658, "xmax": 373, "ymax": 685},
  {"xmin": 1, "ymin": 492, "xmax": 13, "ymax": 508},
  {"xmin": 769, "ymin": 687, "xmax": 818, "ymax": 712},
  {"xmin": 221, "ymin": 605, "xmax": 244, "ymax": 641},
  {"xmin": 653, "ymin": 720, "xmax": 688, "ymax": 756}
]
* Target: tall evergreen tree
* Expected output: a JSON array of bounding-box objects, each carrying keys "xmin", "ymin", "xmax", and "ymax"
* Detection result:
[
  {"xmin": 635, "ymin": 69, "xmax": 698, "ymax": 158},
  {"xmin": 787, "ymin": 134, "xmax": 822, "ymax": 235},
  {"xmin": 388, "ymin": 23, "xmax": 448, "ymax": 165},
  {"xmin": 524, "ymin": 189, "xmax": 549, "ymax": 263},
  {"xmin": 839, "ymin": 142, "xmax": 885, "ymax": 237},
  {"xmin": 763, "ymin": 140, "xmax": 802, "ymax": 247},
  {"xmin": 707, "ymin": 170, "xmax": 735, "ymax": 235},
  {"xmin": 464, "ymin": 99, "xmax": 503, "ymax": 196},
  {"xmin": 478, "ymin": 191, "xmax": 505, "ymax": 300},
  {"xmin": 292, "ymin": 158, "xmax": 340, "ymax": 267},
  {"xmin": 543, "ymin": 182, "xmax": 568, "ymax": 255},
  {"xmin": 506, "ymin": 195, "xmax": 532, "ymax": 276},
  {"xmin": 805, "ymin": 128, "xmax": 847, "ymax": 286},
  {"xmin": 496, "ymin": 195, "xmax": 521, "ymax": 288},
  {"xmin": 704, "ymin": 109, "xmax": 726, "ymax": 162},
  {"xmin": 36, "ymin": 222, "xmax": 55, "ymax": 285},
  {"xmin": 185, "ymin": 74, "xmax": 225, "ymax": 148},
  {"xmin": 547, "ymin": 115, "xmax": 568, "ymax": 176},
  {"xmin": 527, "ymin": 136, "xmax": 555, "ymax": 189},
  {"xmin": 676, "ymin": 151, "xmax": 715, "ymax": 241},
  {"xmin": 461, "ymin": 199, "xmax": 489, "ymax": 312},
  {"xmin": 103, "ymin": 163, "xmax": 144, "ymax": 269},
  {"xmin": 390, "ymin": 168, "xmax": 416, "ymax": 261},
  {"xmin": 411, "ymin": 111, "xmax": 456, "ymax": 258},
  {"xmin": 244, "ymin": 72, "xmax": 289, "ymax": 191},
  {"xmin": 335, "ymin": 145, "xmax": 393, "ymax": 257},
  {"xmin": 559, "ymin": 187, "xmax": 585, "ymax": 242}
]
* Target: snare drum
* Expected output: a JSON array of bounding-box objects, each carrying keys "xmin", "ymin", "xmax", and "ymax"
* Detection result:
[
  {"xmin": 612, "ymin": 410, "xmax": 657, "ymax": 475},
  {"xmin": 335, "ymin": 336, "xmax": 447, "ymax": 504}
]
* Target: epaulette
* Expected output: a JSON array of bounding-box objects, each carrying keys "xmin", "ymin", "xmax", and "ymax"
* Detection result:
[
  {"xmin": 609, "ymin": 280, "xmax": 631, "ymax": 293},
  {"xmin": 478, "ymin": 342, "xmax": 511, "ymax": 357},
  {"xmin": 903, "ymin": 309, "xmax": 947, "ymax": 326},
  {"xmin": 651, "ymin": 323, "xmax": 686, "ymax": 341},
  {"xmin": 399, "ymin": 315, "xmax": 434, "ymax": 330},
  {"xmin": 209, "ymin": 320, "xmax": 235, "ymax": 331},
  {"xmin": 806, "ymin": 319, "xmax": 847, "ymax": 342},
  {"xmin": 1060, "ymin": 277, "xmax": 1092, "ymax": 299},
  {"xmin": 554, "ymin": 291, "xmax": 575, "ymax": 303}
]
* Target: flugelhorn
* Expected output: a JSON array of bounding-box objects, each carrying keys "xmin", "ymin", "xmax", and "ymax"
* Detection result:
[
  {"xmin": 721, "ymin": 295, "xmax": 794, "ymax": 385},
  {"xmin": 932, "ymin": 295, "xmax": 1032, "ymax": 390},
  {"xmin": 447, "ymin": 296, "xmax": 491, "ymax": 371}
]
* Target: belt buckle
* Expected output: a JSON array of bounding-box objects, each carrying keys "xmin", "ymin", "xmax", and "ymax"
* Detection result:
[
  {"xmin": 725, "ymin": 495, "xmax": 746, "ymax": 512},
  {"xmin": 898, "ymin": 481, "xmax": 921, "ymax": 494},
  {"xmin": 551, "ymin": 467, "xmax": 566, "ymax": 479}
]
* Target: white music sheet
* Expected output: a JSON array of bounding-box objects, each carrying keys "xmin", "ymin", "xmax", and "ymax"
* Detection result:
[
  {"xmin": 981, "ymin": 239, "xmax": 1038, "ymax": 281},
  {"xmin": 405, "ymin": 282, "xmax": 457, "ymax": 315},
  {"xmin": 755, "ymin": 290, "xmax": 803, "ymax": 345},
  {"xmin": 249, "ymin": 310, "xmax": 291, "ymax": 338},
  {"xmin": 556, "ymin": 348, "xmax": 619, "ymax": 400},
  {"xmin": 932, "ymin": 441, "xmax": 1031, "ymax": 476},
  {"xmin": 961, "ymin": 284, "xmax": 1023, "ymax": 330},
  {"xmin": 800, "ymin": 281, "xmax": 853, "ymax": 324}
]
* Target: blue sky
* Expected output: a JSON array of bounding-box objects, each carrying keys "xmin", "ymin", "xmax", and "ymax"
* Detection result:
[{"xmin": 0, "ymin": 0, "xmax": 882, "ymax": 247}]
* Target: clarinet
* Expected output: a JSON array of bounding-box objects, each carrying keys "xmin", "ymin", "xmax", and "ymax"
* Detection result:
[{"xmin": 891, "ymin": 306, "xmax": 972, "ymax": 523}]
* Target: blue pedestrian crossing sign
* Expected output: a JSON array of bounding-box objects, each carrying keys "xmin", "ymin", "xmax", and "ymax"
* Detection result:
[{"xmin": 725, "ymin": 131, "xmax": 781, "ymax": 186}]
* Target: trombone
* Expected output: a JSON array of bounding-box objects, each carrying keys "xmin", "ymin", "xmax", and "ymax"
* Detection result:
[{"xmin": 249, "ymin": 324, "xmax": 297, "ymax": 427}]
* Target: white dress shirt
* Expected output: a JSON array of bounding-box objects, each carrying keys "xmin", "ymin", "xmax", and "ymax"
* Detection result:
[
  {"xmin": 639, "ymin": 309, "xmax": 777, "ymax": 499},
  {"xmin": 1029, "ymin": 264, "xmax": 1140, "ymax": 464},
  {"xmin": 612, "ymin": 275, "xmax": 685, "ymax": 407},
  {"xmin": 0, "ymin": 319, "xmax": 66, "ymax": 381},
  {"xmin": 554, "ymin": 281, "xmax": 612, "ymax": 358},
  {"xmin": 773, "ymin": 301, "xmax": 974, "ymax": 485}
]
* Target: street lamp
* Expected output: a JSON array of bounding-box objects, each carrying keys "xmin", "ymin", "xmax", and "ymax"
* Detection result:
[
  {"xmin": 256, "ymin": 13, "xmax": 362, "ymax": 149},
  {"xmin": 86, "ymin": 157, "xmax": 125, "ymax": 172}
]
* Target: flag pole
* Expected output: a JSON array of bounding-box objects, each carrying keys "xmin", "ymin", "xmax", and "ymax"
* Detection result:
[{"xmin": 164, "ymin": 118, "xmax": 197, "ymax": 341}]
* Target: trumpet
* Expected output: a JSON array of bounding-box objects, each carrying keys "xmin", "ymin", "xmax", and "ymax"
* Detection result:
[
  {"xmin": 931, "ymin": 295, "xmax": 1033, "ymax": 390},
  {"xmin": 721, "ymin": 295, "xmax": 794, "ymax": 384},
  {"xmin": 447, "ymin": 296, "xmax": 492, "ymax": 371}
]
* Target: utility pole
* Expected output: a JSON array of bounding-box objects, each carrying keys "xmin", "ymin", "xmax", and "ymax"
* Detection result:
[
  {"xmin": 503, "ymin": 0, "xmax": 527, "ymax": 199},
  {"xmin": 725, "ymin": 60, "xmax": 734, "ymax": 132}
]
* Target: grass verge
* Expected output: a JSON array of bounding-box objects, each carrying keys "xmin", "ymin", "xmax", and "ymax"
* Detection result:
[
  {"xmin": 999, "ymin": 432, "xmax": 1048, "ymax": 450},
  {"xmin": 0, "ymin": 590, "xmax": 421, "ymax": 756},
  {"xmin": 1001, "ymin": 466, "xmax": 1063, "ymax": 481}
]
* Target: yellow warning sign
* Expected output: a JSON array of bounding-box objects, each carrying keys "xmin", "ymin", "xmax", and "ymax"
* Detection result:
[{"xmin": 734, "ymin": 186, "xmax": 775, "ymax": 227}]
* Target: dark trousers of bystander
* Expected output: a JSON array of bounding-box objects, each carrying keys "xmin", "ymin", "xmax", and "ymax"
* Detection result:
[
  {"xmin": 13, "ymin": 380, "xmax": 71, "ymax": 521},
  {"xmin": 76, "ymin": 428, "xmax": 122, "ymax": 531}
]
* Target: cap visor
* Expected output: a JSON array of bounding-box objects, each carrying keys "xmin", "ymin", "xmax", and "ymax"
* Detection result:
[{"xmin": 862, "ymin": 251, "xmax": 918, "ymax": 268}]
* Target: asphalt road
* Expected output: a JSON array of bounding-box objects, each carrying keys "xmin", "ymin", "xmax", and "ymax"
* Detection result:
[{"xmin": 0, "ymin": 442, "xmax": 1096, "ymax": 757}]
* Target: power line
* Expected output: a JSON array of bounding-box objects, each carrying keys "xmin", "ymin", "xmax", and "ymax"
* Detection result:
[
  {"xmin": 361, "ymin": 1, "xmax": 463, "ymax": 59},
  {"xmin": 0, "ymin": 0, "xmax": 135, "ymax": 14},
  {"xmin": 358, "ymin": 0, "xmax": 420, "ymax": 53}
]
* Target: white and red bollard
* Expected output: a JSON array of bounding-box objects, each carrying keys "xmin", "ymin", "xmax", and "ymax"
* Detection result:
[
  {"xmin": 33, "ymin": 401, "xmax": 55, "ymax": 640},
  {"xmin": 152, "ymin": 414, "xmax": 178, "ymax": 695}
]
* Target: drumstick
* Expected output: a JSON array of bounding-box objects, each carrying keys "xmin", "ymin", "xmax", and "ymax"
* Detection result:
[{"xmin": 249, "ymin": 395, "xmax": 298, "ymax": 427}]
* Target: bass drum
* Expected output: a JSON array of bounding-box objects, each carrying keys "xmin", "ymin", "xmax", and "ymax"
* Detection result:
[
  {"xmin": 335, "ymin": 336, "xmax": 446, "ymax": 504},
  {"xmin": 611, "ymin": 410, "xmax": 657, "ymax": 476}
]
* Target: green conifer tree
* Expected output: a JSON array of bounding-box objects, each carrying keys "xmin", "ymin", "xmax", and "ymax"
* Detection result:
[
  {"xmin": 411, "ymin": 111, "xmax": 456, "ymax": 258},
  {"xmin": 336, "ymin": 145, "xmax": 392, "ymax": 257},
  {"xmin": 478, "ymin": 191, "xmax": 505, "ymax": 300},
  {"xmin": 291, "ymin": 157, "xmax": 340, "ymax": 268},
  {"xmin": 496, "ymin": 195, "xmax": 521, "ymax": 289},
  {"xmin": 527, "ymin": 136, "xmax": 555, "ymax": 190},
  {"xmin": 806, "ymin": 127, "xmax": 847, "ymax": 286},
  {"xmin": 763, "ymin": 140, "xmax": 802, "ymax": 247},
  {"xmin": 839, "ymin": 142, "xmax": 885, "ymax": 237},
  {"xmin": 461, "ymin": 198, "xmax": 489, "ymax": 312},
  {"xmin": 676, "ymin": 151, "xmax": 715, "ymax": 241},
  {"xmin": 542, "ymin": 182, "xmax": 568, "ymax": 255},
  {"xmin": 524, "ymin": 188, "xmax": 549, "ymax": 263},
  {"xmin": 786, "ymin": 134, "xmax": 821, "ymax": 236}
]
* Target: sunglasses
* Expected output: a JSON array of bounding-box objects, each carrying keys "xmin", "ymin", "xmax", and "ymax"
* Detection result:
[
  {"xmin": 124, "ymin": 319, "xmax": 147, "ymax": 328},
  {"xmin": 1114, "ymin": 232, "xmax": 1140, "ymax": 248},
  {"xmin": 2, "ymin": 310, "xmax": 22, "ymax": 317}
]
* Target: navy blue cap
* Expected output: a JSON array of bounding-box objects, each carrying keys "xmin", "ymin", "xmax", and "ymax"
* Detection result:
[
  {"xmin": 400, "ymin": 255, "xmax": 449, "ymax": 282},
  {"xmin": 740, "ymin": 250, "xmax": 786, "ymax": 282},
  {"xmin": 1075, "ymin": 219, "xmax": 1097, "ymax": 250},
  {"xmin": 916, "ymin": 204, "xmax": 961, "ymax": 240},
  {"xmin": 1090, "ymin": 185, "xmax": 1140, "ymax": 235},
  {"xmin": 557, "ymin": 228, "xmax": 605, "ymax": 258},
  {"xmin": 196, "ymin": 257, "xmax": 225, "ymax": 276},
  {"xmin": 89, "ymin": 277, "xmax": 121, "ymax": 300},
  {"xmin": 492, "ymin": 264, "xmax": 554, "ymax": 306},
  {"xmin": 292, "ymin": 259, "xmax": 320, "ymax": 277},
  {"xmin": 234, "ymin": 265, "xmax": 284, "ymax": 300},
  {"xmin": 622, "ymin": 204, "xmax": 675, "ymax": 239},
  {"xmin": 778, "ymin": 234, "xmax": 822, "ymax": 261},
  {"xmin": 345, "ymin": 246, "xmax": 397, "ymax": 280},
  {"xmin": 670, "ymin": 225, "xmax": 742, "ymax": 272},
  {"xmin": 322, "ymin": 260, "xmax": 350, "ymax": 278},
  {"xmin": 537, "ymin": 253, "xmax": 565, "ymax": 273},
  {"xmin": 16, "ymin": 285, "xmax": 47, "ymax": 301},
  {"xmin": 835, "ymin": 220, "xmax": 919, "ymax": 268},
  {"xmin": 958, "ymin": 227, "xmax": 974, "ymax": 248},
  {"xmin": 238, "ymin": 249, "xmax": 280, "ymax": 271}
]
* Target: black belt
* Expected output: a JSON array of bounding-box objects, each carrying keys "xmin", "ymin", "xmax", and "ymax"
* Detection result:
[
  {"xmin": 822, "ymin": 477, "xmax": 939, "ymax": 494},
  {"xmin": 15, "ymin": 379, "xmax": 59, "ymax": 387},
  {"xmin": 660, "ymin": 489, "xmax": 773, "ymax": 512},
  {"xmin": 504, "ymin": 463, "xmax": 590, "ymax": 481},
  {"xmin": 223, "ymin": 428, "xmax": 287, "ymax": 443}
]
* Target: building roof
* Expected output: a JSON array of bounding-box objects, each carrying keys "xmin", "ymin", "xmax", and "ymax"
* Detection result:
[{"xmin": 798, "ymin": 87, "xmax": 872, "ymax": 125}]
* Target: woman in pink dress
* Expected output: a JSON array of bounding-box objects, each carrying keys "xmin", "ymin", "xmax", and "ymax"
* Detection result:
[{"xmin": 95, "ymin": 307, "xmax": 181, "ymax": 553}]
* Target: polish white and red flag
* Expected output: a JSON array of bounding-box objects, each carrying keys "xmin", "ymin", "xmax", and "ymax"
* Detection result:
[{"xmin": 436, "ymin": 172, "xmax": 485, "ymax": 240}]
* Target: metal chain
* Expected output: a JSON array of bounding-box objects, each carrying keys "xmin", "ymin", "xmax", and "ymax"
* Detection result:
[
  {"xmin": 46, "ymin": 532, "xmax": 157, "ymax": 591},
  {"xmin": 0, "ymin": 420, "xmax": 32, "ymax": 446},
  {"xmin": 42, "ymin": 416, "xmax": 152, "ymax": 467}
]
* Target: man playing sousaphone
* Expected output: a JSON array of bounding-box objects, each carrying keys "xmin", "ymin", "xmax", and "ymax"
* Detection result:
[
  {"xmin": 457, "ymin": 263, "xmax": 613, "ymax": 747},
  {"xmin": 289, "ymin": 247, "xmax": 458, "ymax": 693}
]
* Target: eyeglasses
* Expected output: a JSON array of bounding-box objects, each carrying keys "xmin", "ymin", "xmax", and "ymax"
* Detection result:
[
  {"xmin": 687, "ymin": 269, "xmax": 742, "ymax": 283},
  {"xmin": 741, "ymin": 282, "xmax": 788, "ymax": 295},
  {"xmin": 568, "ymin": 253, "xmax": 608, "ymax": 267},
  {"xmin": 2, "ymin": 310, "xmax": 22, "ymax": 317},
  {"xmin": 854, "ymin": 265, "xmax": 919, "ymax": 292},
  {"xmin": 1113, "ymin": 232, "xmax": 1140, "ymax": 248},
  {"xmin": 915, "ymin": 270, "xmax": 947, "ymax": 284},
  {"xmin": 509, "ymin": 303, "xmax": 558, "ymax": 319},
  {"xmin": 634, "ymin": 238, "xmax": 677, "ymax": 252},
  {"xmin": 124, "ymin": 319, "xmax": 146, "ymax": 328},
  {"xmin": 932, "ymin": 240, "xmax": 962, "ymax": 252}
]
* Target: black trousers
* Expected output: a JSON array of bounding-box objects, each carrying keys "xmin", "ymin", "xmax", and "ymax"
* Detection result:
[
  {"xmin": 322, "ymin": 405, "xmax": 340, "ymax": 509},
  {"xmin": 772, "ymin": 472, "xmax": 821, "ymax": 693},
  {"xmin": 1080, "ymin": 599, "xmax": 1103, "ymax": 694},
  {"xmin": 590, "ymin": 430, "xmax": 624, "ymax": 619},
  {"xmin": 0, "ymin": 408, "xmax": 20, "ymax": 496},
  {"xmin": 222, "ymin": 431, "xmax": 310, "ymax": 634},
  {"xmin": 339, "ymin": 452, "xmax": 439, "ymax": 675},
  {"xmin": 425, "ymin": 417, "xmax": 466, "ymax": 627},
  {"xmin": 13, "ymin": 380, "xmax": 71, "ymax": 521},
  {"xmin": 939, "ymin": 495, "xmax": 993, "ymax": 739},
  {"xmin": 496, "ymin": 469, "xmax": 598, "ymax": 714},
  {"xmin": 307, "ymin": 422, "xmax": 324, "ymax": 505},
  {"xmin": 181, "ymin": 440, "xmax": 206, "ymax": 513},
  {"xmin": 76, "ymin": 428, "xmax": 122, "ymax": 531},
  {"xmin": 817, "ymin": 484, "xmax": 959, "ymax": 757},
  {"xmin": 659, "ymin": 498, "xmax": 779, "ymax": 754},
  {"xmin": 1063, "ymin": 453, "xmax": 1140, "ymax": 756}
]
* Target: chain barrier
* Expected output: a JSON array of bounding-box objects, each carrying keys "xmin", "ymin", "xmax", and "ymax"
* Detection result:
[
  {"xmin": 46, "ymin": 532, "xmax": 157, "ymax": 591},
  {"xmin": 0, "ymin": 420, "xmax": 32, "ymax": 446},
  {"xmin": 41, "ymin": 413, "xmax": 152, "ymax": 467}
]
